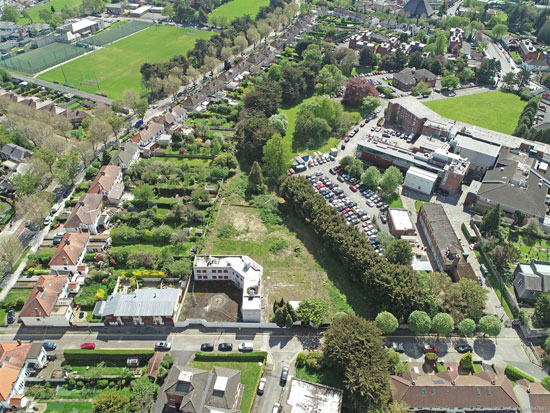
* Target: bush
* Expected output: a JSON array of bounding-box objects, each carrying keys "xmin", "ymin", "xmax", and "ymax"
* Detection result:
[
  {"xmin": 161, "ymin": 354, "xmax": 173, "ymax": 369},
  {"xmin": 76, "ymin": 381, "xmax": 84, "ymax": 389},
  {"xmin": 97, "ymin": 379, "xmax": 109, "ymax": 388},
  {"xmin": 305, "ymin": 352, "xmax": 323, "ymax": 371},
  {"xmin": 425, "ymin": 352, "xmax": 438, "ymax": 365},
  {"xmin": 63, "ymin": 349, "xmax": 154, "ymax": 366},
  {"xmin": 542, "ymin": 376, "xmax": 550, "ymax": 392},
  {"xmin": 296, "ymin": 352, "xmax": 307, "ymax": 368},
  {"xmin": 193, "ymin": 352, "xmax": 267, "ymax": 363},
  {"xmin": 68, "ymin": 378, "xmax": 76, "ymax": 389},
  {"xmin": 505, "ymin": 365, "xmax": 535, "ymax": 382}
]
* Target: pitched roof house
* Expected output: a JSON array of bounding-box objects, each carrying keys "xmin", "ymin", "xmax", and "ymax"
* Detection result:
[
  {"xmin": 0, "ymin": 342, "xmax": 47, "ymax": 411},
  {"xmin": 163, "ymin": 365, "xmax": 243, "ymax": 412},
  {"xmin": 514, "ymin": 379, "xmax": 550, "ymax": 411},
  {"xmin": 88, "ymin": 165, "xmax": 124, "ymax": 205},
  {"xmin": 0, "ymin": 144, "xmax": 33, "ymax": 163},
  {"xmin": 391, "ymin": 370, "xmax": 520, "ymax": 411},
  {"xmin": 131, "ymin": 122, "xmax": 165, "ymax": 148},
  {"xmin": 111, "ymin": 141, "xmax": 140, "ymax": 171},
  {"xmin": 49, "ymin": 232, "xmax": 89, "ymax": 275},
  {"xmin": 19, "ymin": 275, "xmax": 73, "ymax": 327},
  {"xmin": 393, "ymin": 68, "xmax": 437, "ymax": 91},
  {"xmin": 513, "ymin": 260, "xmax": 550, "ymax": 301},
  {"xmin": 64, "ymin": 193, "xmax": 104, "ymax": 235},
  {"xmin": 403, "ymin": 0, "xmax": 434, "ymax": 17}
]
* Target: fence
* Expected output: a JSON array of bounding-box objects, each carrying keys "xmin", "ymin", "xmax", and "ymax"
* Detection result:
[
  {"xmin": 79, "ymin": 20, "xmax": 152, "ymax": 47},
  {"xmin": 0, "ymin": 42, "xmax": 88, "ymax": 74}
]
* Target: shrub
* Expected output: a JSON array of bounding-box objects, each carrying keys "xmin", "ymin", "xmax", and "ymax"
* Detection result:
[
  {"xmin": 76, "ymin": 381, "xmax": 84, "ymax": 389},
  {"xmin": 63, "ymin": 349, "xmax": 154, "ymax": 366},
  {"xmin": 505, "ymin": 365, "xmax": 535, "ymax": 382},
  {"xmin": 425, "ymin": 352, "xmax": 438, "ymax": 365},
  {"xmin": 68, "ymin": 378, "xmax": 76, "ymax": 389},
  {"xmin": 97, "ymin": 379, "xmax": 109, "ymax": 388},
  {"xmin": 305, "ymin": 352, "xmax": 323, "ymax": 371},
  {"xmin": 542, "ymin": 377, "xmax": 550, "ymax": 392},
  {"xmin": 157, "ymin": 365, "xmax": 168, "ymax": 380},
  {"xmin": 296, "ymin": 352, "xmax": 307, "ymax": 368},
  {"xmin": 460, "ymin": 352, "xmax": 473, "ymax": 370},
  {"xmin": 161, "ymin": 354, "xmax": 173, "ymax": 369}
]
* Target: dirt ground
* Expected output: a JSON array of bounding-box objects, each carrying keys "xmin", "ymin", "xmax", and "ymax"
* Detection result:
[{"xmin": 181, "ymin": 280, "xmax": 241, "ymax": 322}]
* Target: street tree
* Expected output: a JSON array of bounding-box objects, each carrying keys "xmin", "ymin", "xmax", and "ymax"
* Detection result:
[
  {"xmin": 457, "ymin": 318, "xmax": 476, "ymax": 336},
  {"xmin": 34, "ymin": 147, "xmax": 57, "ymax": 173},
  {"xmin": 441, "ymin": 75, "xmax": 460, "ymax": 90},
  {"xmin": 361, "ymin": 166, "xmax": 380, "ymax": 190},
  {"xmin": 478, "ymin": 315, "xmax": 502, "ymax": 336},
  {"xmin": 361, "ymin": 96, "xmax": 380, "ymax": 117},
  {"xmin": 431, "ymin": 313, "xmax": 454, "ymax": 335},
  {"xmin": 503, "ymin": 72, "xmax": 516, "ymax": 88},
  {"xmin": 11, "ymin": 173, "xmax": 38, "ymax": 196},
  {"xmin": 297, "ymin": 297, "xmax": 329, "ymax": 328},
  {"xmin": 108, "ymin": 116, "xmax": 125, "ymax": 138},
  {"xmin": 262, "ymin": 134, "xmax": 290, "ymax": 183},
  {"xmin": 408, "ymin": 310, "xmax": 431, "ymax": 334},
  {"xmin": 380, "ymin": 166, "xmax": 403, "ymax": 196},
  {"xmin": 53, "ymin": 151, "xmax": 79, "ymax": 186},
  {"xmin": 516, "ymin": 69, "xmax": 531, "ymax": 88},
  {"xmin": 15, "ymin": 193, "xmax": 50, "ymax": 227},
  {"xmin": 0, "ymin": 234, "xmax": 23, "ymax": 272},
  {"xmin": 375, "ymin": 311, "xmax": 399, "ymax": 334}
]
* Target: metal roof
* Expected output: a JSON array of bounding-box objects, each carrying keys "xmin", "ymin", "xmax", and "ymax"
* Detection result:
[{"xmin": 101, "ymin": 288, "xmax": 181, "ymax": 317}]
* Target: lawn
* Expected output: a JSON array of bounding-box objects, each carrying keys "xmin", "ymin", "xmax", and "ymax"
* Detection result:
[
  {"xmin": 39, "ymin": 26, "xmax": 213, "ymax": 99},
  {"xmin": 17, "ymin": 0, "xmax": 80, "ymax": 24},
  {"xmin": 45, "ymin": 402, "xmax": 93, "ymax": 413},
  {"xmin": 295, "ymin": 365, "xmax": 342, "ymax": 389},
  {"xmin": 385, "ymin": 193, "xmax": 403, "ymax": 208},
  {"xmin": 208, "ymin": 0, "xmax": 269, "ymax": 23},
  {"xmin": 279, "ymin": 97, "xmax": 341, "ymax": 158},
  {"xmin": 190, "ymin": 356, "xmax": 264, "ymax": 413},
  {"xmin": 423, "ymin": 91, "xmax": 526, "ymax": 135},
  {"xmin": 415, "ymin": 200, "xmax": 433, "ymax": 212},
  {"xmin": 1, "ymin": 289, "xmax": 32, "ymax": 310},
  {"xmin": 68, "ymin": 365, "xmax": 131, "ymax": 377}
]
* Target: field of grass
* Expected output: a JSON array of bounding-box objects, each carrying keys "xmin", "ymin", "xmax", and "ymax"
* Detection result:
[
  {"xmin": 208, "ymin": 0, "xmax": 269, "ymax": 23},
  {"xmin": 39, "ymin": 26, "xmax": 213, "ymax": 99},
  {"xmin": 279, "ymin": 97, "xmax": 341, "ymax": 158},
  {"xmin": 45, "ymin": 402, "xmax": 93, "ymax": 413},
  {"xmin": 1, "ymin": 289, "xmax": 32, "ymax": 310},
  {"xmin": 17, "ymin": 0, "xmax": 80, "ymax": 24},
  {"xmin": 295, "ymin": 365, "xmax": 342, "ymax": 389},
  {"xmin": 190, "ymin": 357, "xmax": 263, "ymax": 413},
  {"xmin": 424, "ymin": 91, "xmax": 526, "ymax": 135}
]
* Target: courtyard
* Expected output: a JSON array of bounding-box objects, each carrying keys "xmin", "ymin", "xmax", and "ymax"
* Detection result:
[{"xmin": 181, "ymin": 280, "xmax": 241, "ymax": 322}]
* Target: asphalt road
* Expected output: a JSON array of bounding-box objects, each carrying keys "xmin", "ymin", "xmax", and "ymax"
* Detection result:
[{"xmin": 9, "ymin": 73, "xmax": 113, "ymax": 105}]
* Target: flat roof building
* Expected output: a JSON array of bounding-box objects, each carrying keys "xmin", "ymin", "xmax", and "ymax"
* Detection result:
[
  {"xmin": 193, "ymin": 255, "xmax": 262, "ymax": 322},
  {"xmin": 287, "ymin": 378, "xmax": 343, "ymax": 413},
  {"xmin": 403, "ymin": 166, "xmax": 438, "ymax": 195},
  {"xmin": 388, "ymin": 208, "xmax": 416, "ymax": 236}
]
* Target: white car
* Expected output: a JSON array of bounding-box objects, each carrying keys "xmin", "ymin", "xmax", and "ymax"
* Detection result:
[
  {"xmin": 257, "ymin": 377, "xmax": 266, "ymax": 395},
  {"xmin": 155, "ymin": 341, "xmax": 171, "ymax": 351},
  {"xmin": 43, "ymin": 216, "xmax": 52, "ymax": 226},
  {"xmin": 51, "ymin": 204, "xmax": 60, "ymax": 214}
]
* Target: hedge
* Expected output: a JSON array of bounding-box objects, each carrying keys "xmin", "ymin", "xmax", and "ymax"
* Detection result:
[
  {"xmin": 193, "ymin": 351, "xmax": 268, "ymax": 363},
  {"xmin": 64, "ymin": 349, "xmax": 154, "ymax": 366},
  {"xmin": 504, "ymin": 365, "xmax": 535, "ymax": 382}
]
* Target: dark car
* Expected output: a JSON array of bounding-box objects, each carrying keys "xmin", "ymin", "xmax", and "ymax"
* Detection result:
[
  {"xmin": 218, "ymin": 343, "xmax": 233, "ymax": 351},
  {"xmin": 46, "ymin": 353, "xmax": 57, "ymax": 361},
  {"xmin": 422, "ymin": 344, "xmax": 437, "ymax": 353},
  {"xmin": 280, "ymin": 366, "xmax": 289, "ymax": 384},
  {"xmin": 456, "ymin": 344, "xmax": 473, "ymax": 354},
  {"xmin": 200, "ymin": 343, "xmax": 214, "ymax": 352},
  {"xmin": 7, "ymin": 310, "xmax": 15, "ymax": 324},
  {"xmin": 391, "ymin": 342, "xmax": 405, "ymax": 353},
  {"xmin": 43, "ymin": 342, "xmax": 57, "ymax": 351}
]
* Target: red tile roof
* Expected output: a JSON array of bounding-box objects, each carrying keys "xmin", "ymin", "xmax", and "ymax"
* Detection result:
[
  {"xmin": 49, "ymin": 232, "xmax": 89, "ymax": 267},
  {"xmin": 19, "ymin": 275, "xmax": 68, "ymax": 318}
]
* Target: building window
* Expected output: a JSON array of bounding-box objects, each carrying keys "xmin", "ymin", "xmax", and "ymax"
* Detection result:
[
  {"xmin": 224, "ymin": 276, "xmax": 228, "ymax": 279},
  {"xmin": 224, "ymin": 270, "xmax": 228, "ymax": 273},
  {"xmin": 212, "ymin": 276, "xmax": 217, "ymax": 279}
]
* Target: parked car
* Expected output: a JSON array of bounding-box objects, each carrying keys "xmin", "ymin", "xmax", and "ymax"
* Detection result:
[
  {"xmin": 218, "ymin": 343, "xmax": 233, "ymax": 351},
  {"xmin": 272, "ymin": 403, "xmax": 281, "ymax": 413},
  {"xmin": 46, "ymin": 354, "xmax": 57, "ymax": 361},
  {"xmin": 7, "ymin": 310, "xmax": 15, "ymax": 324},
  {"xmin": 391, "ymin": 342, "xmax": 405, "ymax": 353},
  {"xmin": 80, "ymin": 342, "xmax": 96, "ymax": 350},
  {"xmin": 155, "ymin": 341, "xmax": 171, "ymax": 351},
  {"xmin": 42, "ymin": 342, "xmax": 57, "ymax": 351},
  {"xmin": 238, "ymin": 342, "xmax": 253, "ymax": 352},
  {"xmin": 456, "ymin": 344, "xmax": 473, "ymax": 353},
  {"xmin": 257, "ymin": 377, "xmax": 267, "ymax": 395},
  {"xmin": 477, "ymin": 276, "xmax": 483, "ymax": 286},
  {"xmin": 447, "ymin": 366, "xmax": 456, "ymax": 373},
  {"xmin": 422, "ymin": 344, "xmax": 437, "ymax": 353},
  {"xmin": 200, "ymin": 343, "xmax": 214, "ymax": 352},
  {"xmin": 43, "ymin": 216, "xmax": 52, "ymax": 226},
  {"xmin": 280, "ymin": 366, "xmax": 289, "ymax": 384},
  {"xmin": 480, "ymin": 264, "xmax": 488, "ymax": 276}
]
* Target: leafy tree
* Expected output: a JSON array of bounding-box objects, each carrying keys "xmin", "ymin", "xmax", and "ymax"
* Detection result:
[
  {"xmin": 340, "ymin": 156, "xmax": 364, "ymax": 179},
  {"xmin": 441, "ymin": 75, "xmax": 460, "ymax": 90},
  {"xmin": 236, "ymin": 115, "xmax": 276, "ymax": 166},
  {"xmin": 0, "ymin": 234, "xmax": 23, "ymax": 272},
  {"xmin": 93, "ymin": 391, "xmax": 129, "ymax": 413},
  {"xmin": 316, "ymin": 64, "xmax": 345, "ymax": 94},
  {"xmin": 359, "ymin": 47, "xmax": 378, "ymax": 67},
  {"xmin": 492, "ymin": 23, "xmax": 507, "ymax": 38},
  {"xmin": 503, "ymin": 72, "xmax": 516, "ymax": 88},
  {"xmin": 11, "ymin": 173, "xmax": 38, "ymax": 196},
  {"xmin": 323, "ymin": 315, "xmax": 390, "ymax": 410},
  {"xmin": 408, "ymin": 51, "xmax": 423, "ymax": 69},
  {"xmin": 460, "ymin": 351, "xmax": 473, "ymax": 370},
  {"xmin": 361, "ymin": 96, "xmax": 381, "ymax": 117},
  {"xmin": 53, "ymin": 151, "xmax": 80, "ymax": 185},
  {"xmin": 342, "ymin": 77, "xmax": 378, "ymax": 106},
  {"xmin": 431, "ymin": 313, "xmax": 454, "ymax": 335},
  {"xmin": 108, "ymin": 116, "xmax": 125, "ymax": 138},
  {"xmin": 516, "ymin": 69, "xmax": 531, "ymax": 88},
  {"xmin": 246, "ymin": 161, "xmax": 266, "ymax": 195},
  {"xmin": 380, "ymin": 166, "xmax": 403, "ymax": 196},
  {"xmin": 534, "ymin": 292, "xmax": 550, "ymax": 326},
  {"xmin": 272, "ymin": 298, "xmax": 297, "ymax": 327},
  {"xmin": 457, "ymin": 318, "xmax": 476, "ymax": 336},
  {"xmin": 362, "ymin": 166, "xmax": 380, "ymax": 190},
  {"xmin": 262, "ymin": 134, "xmax": 290, "ymax": 183},
  {"xmin": 297, "ymin": 297, "xmax": 329, "ymax": 328},
  {"xmin": 408, "ymin": 310, "xmax": 431, "ymax": 334},
  {"xmin": 268, "ymin": 113, "xmax": 288, "ymax": 136},
  {"xmin": 476, "ymin": 58, "xmax": 501, "ymax": 84},
  {"xmin": 542, "ymin": 377, "xmax": 550, "ymax": 392},
  {"xmin": 130, "ymin": 377, "xmax": 158, "ymax": 412},
  {"xmin": 438, "ymin": 1, "xmax": 447, "ymax": 16},
  {"xmin": 478, "ymin": 315, "xmax": 502, "ymax": 336},
  {"xmin": 133, "ymin": 184, "xmax": 155, "ymax": 207},
  {"xmin": 385, "ymin": 239, "xmax": 412, "ymax": 265},
  {"xmin": 440, "ymin": 279, "xmax": 487, "ymax": 322},
  {"xmin": 375, "ymin": 311, "xmax": 399, "ymax": 334},
  {"xmin": 491, "ymin": 243, "xmax": 519, "ymax": 271},
  {"xmin": 243, "ymin": 80, "xmax": 282, "ymax": 118},
  {"xmin": 35, "ymin": 147, "xmax": 57, "ymax": 173},
  {"xmin": 411, "ymin": 81, "xmax": 431, "ymax": 97},
  {"xmin": 2, "ymin": 5, "xmax": 19, "ymax": 22},
  {"xmin": 480, "ymin": 204, "xmax": 501, "ymax": 236}
]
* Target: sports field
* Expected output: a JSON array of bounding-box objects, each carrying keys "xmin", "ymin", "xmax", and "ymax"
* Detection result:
[
  {"xmin": 209, "ymin": 0, "xmax": 269, "ymax": 23},
  {"xmin": 39, "ymin": 25, "xmax": 213, "ymax": 99},
  {"xmin": 0, "ymin": 42, "xmax": 86, "ymax": 74},
  {"xmin": 423, "ymin": 91, "xmax": 526, "ymax": 135},
  {"xmin": 17, "ymin": 0, "xmax": 80, "ymax": 24}
]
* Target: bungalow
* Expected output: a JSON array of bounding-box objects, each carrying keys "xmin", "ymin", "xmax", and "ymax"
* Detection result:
[
  {"xmin": 0, "ymin": 144, "xmax": 32, "ymax": 163},
  {"xmin": 19, "ymin": 275, "xmax": 73, "ymax": 327},
  {"xmin": 88, "ymin": 165, "xmax": 124, "ymax": 205},
  {"xmin": 64, "ymin": 193, "xmax": 104, "ymax": 235},
  {"xmin": 131, "ymin": 122, "xmax": 165, "ymax": 148},
  {"xmin": 48, "ymin": 232, "xmax": 89, "ymax": 275},
  {"xmin": 0, "ymin": 342, "xmax": 47, "ymax": 411},
  {"xmin": 111, "ymin": 141, "xmax": 140, "ymax": 171}
]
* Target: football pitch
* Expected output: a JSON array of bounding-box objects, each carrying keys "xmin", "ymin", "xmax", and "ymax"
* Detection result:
[
  {"xmin": 17, "ymin": 0, "xmax": 80, "ymax": 24},
  {"xmin": 209, "ymin": 0, "xmax": 269, "ymax": 23},
  {"xmin": 38, "ymin": 25, "xmax": 213, "ymax": 99}
]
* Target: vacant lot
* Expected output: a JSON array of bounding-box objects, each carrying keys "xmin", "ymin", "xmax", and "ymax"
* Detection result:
[
  {"xmin": 208, "ymin": 0, "xmax": 269, "ymax": 23},
  {"xmin": 39, "ymin": 26, "xmax": 213, "ymax": 99},
  {"xmin": 203, "ymin": 174, "xmax": 374, "ymax": 321},
  {"xmin": 424, "ymin": 91, "xmax": 526, "ymax": 134},
  {"xmin": 17, "ymin": 0, "xmax": 80, "ymax": 24}
]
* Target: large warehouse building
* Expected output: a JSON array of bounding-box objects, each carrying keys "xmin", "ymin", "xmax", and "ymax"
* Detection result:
[{"xmin": 403, "ymin": 166, "xmax": 438, "ymax": 195}]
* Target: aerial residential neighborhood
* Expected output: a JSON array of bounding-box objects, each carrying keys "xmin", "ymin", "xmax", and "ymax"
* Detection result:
[{"xmin": 1, "ymin": 0, "xmax": 550, "ymax": 411}]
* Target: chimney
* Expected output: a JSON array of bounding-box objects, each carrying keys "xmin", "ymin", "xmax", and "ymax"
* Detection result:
[
  {"xmin": 527, "ymin": 383, "xmax": 531, "ymax": 393},
  {"xmin": 78, "ymin": 201, "xmax": 84, "ymax": 206},
  {"xmin": 100, "ymin": 171, "xmax": 106, "ymax": 176},
  {"xmin": 451, "ymin": 380, "xmax": 456, "ymax": 385},
  {"xmin": 37, "ymin": 285, "xmax": 44, "ymax": 292},
  {"xmin": 64, "ymin": 238, "xmax": 70, "ymax": 245}
]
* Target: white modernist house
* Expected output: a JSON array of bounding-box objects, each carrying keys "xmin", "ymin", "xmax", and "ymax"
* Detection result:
[
  {"xmin": 403, "ymin": 166, "xmax": 438, "ymax": 195},
  {"xmin": 193, "ymin": 255, "xmax": 262, "ymax": 322}
]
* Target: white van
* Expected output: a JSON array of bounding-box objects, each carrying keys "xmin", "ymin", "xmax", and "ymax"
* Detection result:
[{"xmin": 238, "ymin": 342, "xmax": 253, "ymax": 352}]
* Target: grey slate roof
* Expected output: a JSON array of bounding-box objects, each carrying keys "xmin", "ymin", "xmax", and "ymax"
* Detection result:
[
  {"xmin": 111, "ymin": 141, "xmax": 139, "ymax": 168},
  {"xmin": 403, "ymin": 0, "xmax": 434, "ymax": 17},
  {"xmin": 1, "ymin": 143, "xmax": 33, "ymax": 162},
  {"xmin": 99, "ymin": 288, "xmax": 181, "ymax": 318}
]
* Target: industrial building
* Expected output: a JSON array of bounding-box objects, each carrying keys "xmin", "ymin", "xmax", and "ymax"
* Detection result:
[{"xmin": 403, "ymin": 166, "xmax": 438, "ymax": 195}]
